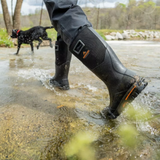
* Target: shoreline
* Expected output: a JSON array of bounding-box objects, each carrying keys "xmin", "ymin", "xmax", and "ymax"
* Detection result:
[{"xmin": 1, "ymin": 38, "xmax": 160, "ymax": 48}]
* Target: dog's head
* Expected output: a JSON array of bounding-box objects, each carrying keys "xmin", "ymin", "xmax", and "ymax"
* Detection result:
[{"xmin": 10, "ymin": 29, "xmax": 20, "ymax": 38}]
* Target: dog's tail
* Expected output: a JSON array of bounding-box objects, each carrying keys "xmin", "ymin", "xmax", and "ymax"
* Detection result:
[{"xmin": 44, "ymin": 26, "xmax": 54, "ymax": 30}]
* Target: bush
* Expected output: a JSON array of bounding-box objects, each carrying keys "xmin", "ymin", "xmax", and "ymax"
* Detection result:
[{"xmin": 0, "ymin": 28, "xmax": 14, "ymax": 47}]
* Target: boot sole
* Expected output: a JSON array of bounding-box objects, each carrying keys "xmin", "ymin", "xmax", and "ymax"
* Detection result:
[{"xmin": 50, "ymin": 79, "xmax": 70, "ymax": 90}]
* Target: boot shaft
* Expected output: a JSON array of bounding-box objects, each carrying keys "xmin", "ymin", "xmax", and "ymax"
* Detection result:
[
  {"xmin": 50, "ymin": 36, "xmax": 71, "ymax": 90},
  {"xmin": 54, "ymin": 36, "xmax": 72, "ymax": 80},
  {"xmin": 55, "ymin": 36, "xmax": 71, "ymax": 66},
  {"xmin": 69, "ymin": 26, "xmax": 140, "ymax": 118},
  {"xmin": 69, "ymin": 26, "xmax": 131, "ymax": 85}
]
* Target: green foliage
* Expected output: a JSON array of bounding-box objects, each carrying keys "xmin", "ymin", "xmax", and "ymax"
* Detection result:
[
  {"xmin": 139, "ymin": 1, "xmax": 155, "ymax": 9},
  {"xmin": 0, "ymin": 29, "xmax": 14, "ymax": 47},
  {"xmin": 46, "ymin": 28, "xmax": 57, "ymax": 41},
  {"xmin": 117, "ymin": 104, "xmax": 152, "ymax": 151},
  {"xmin": 82, "ymin": 0, "xmax": 159, "ymax": 30},
  {"xmin": 116, "ymin": 2, "xmax": 126, "ymax": 9},
  {"xmin": 124, "ymin": 105, "xmax": 152, "ymax": 121},
  {"xmin": 118, "ymin": 124, "xmax": 139, "ymax": 149},
  {"xmin": 96, "ymin": 29, "xmax": 124, "ymax": 40},
  {"xmin": 119, "ymin": 3, "xmax": 126, "ymax": 8},
  {"xmin": 64, "ymin": 131, "xmax": 96, "ymax": 160},
  {"xmin": 96, "ymin": 30, "xmax": 107, "ymax": 40}
]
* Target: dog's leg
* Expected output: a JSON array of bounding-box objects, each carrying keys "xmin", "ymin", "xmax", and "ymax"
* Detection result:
[
  {"xmin": 15, "ymin": 43, "xmax": 21, "ymax": 55},
  {"xmin": 42, "ymin": 37, "xmax": 53, "ymax": 48},
  {"xmin": 36, "ymin": 38, "xmax": 42, "ymax": 49},
  {"xmin": 30, "ymin": 42, "xmax": 34, "ymax": 53}
]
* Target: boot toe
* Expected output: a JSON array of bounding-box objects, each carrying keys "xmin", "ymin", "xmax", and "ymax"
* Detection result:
[{"xmin": 101, "ymin": 108, "xmax": 119, "ymax": 119}]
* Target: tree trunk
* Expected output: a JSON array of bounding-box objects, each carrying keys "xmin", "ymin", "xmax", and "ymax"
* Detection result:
[
  {"xmin": 13, "ymin": 0, "xmax": 23, "ymax": 29},
  {"xmin": 1, "ymin": 0, "xmax": 13, "ymax": 35}
]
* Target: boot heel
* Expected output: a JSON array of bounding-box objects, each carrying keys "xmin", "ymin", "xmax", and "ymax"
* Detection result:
[
  {"xmin": 105, "ymin": 78, "xmax": 148, "ymax": 119},
  {"xmin": 120, "ymin": 77, "xmax": 148, "ymax": 110}
]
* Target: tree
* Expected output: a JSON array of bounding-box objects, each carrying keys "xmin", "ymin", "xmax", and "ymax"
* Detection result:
[
  {"xmin": 1, "ymin": 0, "xmax": 23, "ymax": 35},
  {"xmin": 1, "ymin": 0, "xmax": 12, "ymax": 35},
  {"xmin": 13, "ymin": 0, "xmax": 23, "ymax": 29}
]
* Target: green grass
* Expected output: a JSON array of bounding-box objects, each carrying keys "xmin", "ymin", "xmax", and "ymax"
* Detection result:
[
  {"xmin": 96, "ymin": 29, "xmax": 124, "ymax": 40},
  {"xmin": 46, "ymin": 28, "xmax": 57, "ymax": 41},
  {"xmin": 0, "ymin": 29, "xmax": 14, "ymax": 47},
  {"xmin": 97, "ymin": 29, "xmax": 123, "ymax": 34}
]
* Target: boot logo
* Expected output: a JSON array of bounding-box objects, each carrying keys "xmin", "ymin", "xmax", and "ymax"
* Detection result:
[
  {"xmin": 83, "ymin": 50, "xmax": 90, "ymax": 59},
  {"xmin": 73, "ymin": 40, "xmax": 85, "ymax": 54}
]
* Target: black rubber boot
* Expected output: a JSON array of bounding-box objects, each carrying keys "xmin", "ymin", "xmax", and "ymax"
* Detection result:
[
  {"xmin": 43, "ymin": 0, "xmax": 148, "ymax": 119},
  {"xmin": 50, "ymin": 36, "xmax": 72, "ymax": 90},
  {"xmin": 69, "ymin": 27, "xmax": 148, "ymax": 119}
]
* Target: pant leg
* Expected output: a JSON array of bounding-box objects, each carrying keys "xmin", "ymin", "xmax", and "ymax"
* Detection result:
[{"xmin": 43, "ymin": 0, "xmax": 92, "ymax": 45}]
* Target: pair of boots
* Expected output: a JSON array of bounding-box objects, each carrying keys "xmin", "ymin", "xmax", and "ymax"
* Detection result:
[
  {"xmin": 50, "ymin": 27, "xmax": 148, "ymax": 119},
  {"xmin": 44, "ymin": 0, "xmax": 148, "ymax": 119}
]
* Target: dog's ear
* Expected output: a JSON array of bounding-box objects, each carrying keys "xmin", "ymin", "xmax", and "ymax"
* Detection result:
[
  {"xmin": 11, "ymin": 29, "xmax": 18, "ymax": 38},
  {"xmin": 12, "ymin": 29, "xmax": 17, "ymax": 34}
]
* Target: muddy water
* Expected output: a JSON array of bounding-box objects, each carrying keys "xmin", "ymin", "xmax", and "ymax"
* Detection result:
[{"xmin": 0, "ymin": 41, "xmax": 160, "ymax": 160}]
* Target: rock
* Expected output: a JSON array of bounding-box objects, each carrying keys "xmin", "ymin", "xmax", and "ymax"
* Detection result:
[
  {"xmin": 139, "ymin": 32, "xmax": 147, "ymax": 38},
  {"xmin": 106, "ymin": 30, "xmax": 160, "ymax": 40},
  {"xmin": 122, "ymin": 31, "xmax": 130, "ymax": 39},
  {"xmin": 116, "ymin": 32, "xmax": 123, "ymax": 40},
  {"xmin": 148, "ymin": 31, "xmax": 154, "ymax": 39},
  {"xmin": 105, "ymin": 35, "xmax": 115, "ymax": 40},
  {"xmin": 153, "ymin": 32, "xmax": 159, "ymax": 38},
  {"xmin": 110, "ymin": 32, "xmax": 117, "ymax": 36}
]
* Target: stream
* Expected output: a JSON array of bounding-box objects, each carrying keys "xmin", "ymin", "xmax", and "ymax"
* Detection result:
[{"xmin": 0, "ymin": 41, "xmax": 160, "ymax": 160}]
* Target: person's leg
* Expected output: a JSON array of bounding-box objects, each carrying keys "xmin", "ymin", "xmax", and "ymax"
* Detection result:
[
  {"xmin": 50, "ymin": 34, "xmax": 71, "ymax": 90},
  {"xmin": 69, "ymin": 26, "xmax": 148, "ymax": 119},
  {"xmin": 44, "ymin": 1, "xmax": 148, "ymax": 119}
]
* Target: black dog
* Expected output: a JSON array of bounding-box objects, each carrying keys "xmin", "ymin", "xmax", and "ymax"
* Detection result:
[{"xmin": 11, "ymin": 26, "xmax": 54, "ymax": 55}]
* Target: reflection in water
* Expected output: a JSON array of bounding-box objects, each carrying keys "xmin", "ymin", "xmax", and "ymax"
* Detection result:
[
  {"xmin": 9, "ymin": 56, "xmax": 34, "ymax": 68},
  {"xmin": 0, "ymin": 42, "xmax": 160, "ymax": 159}
]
